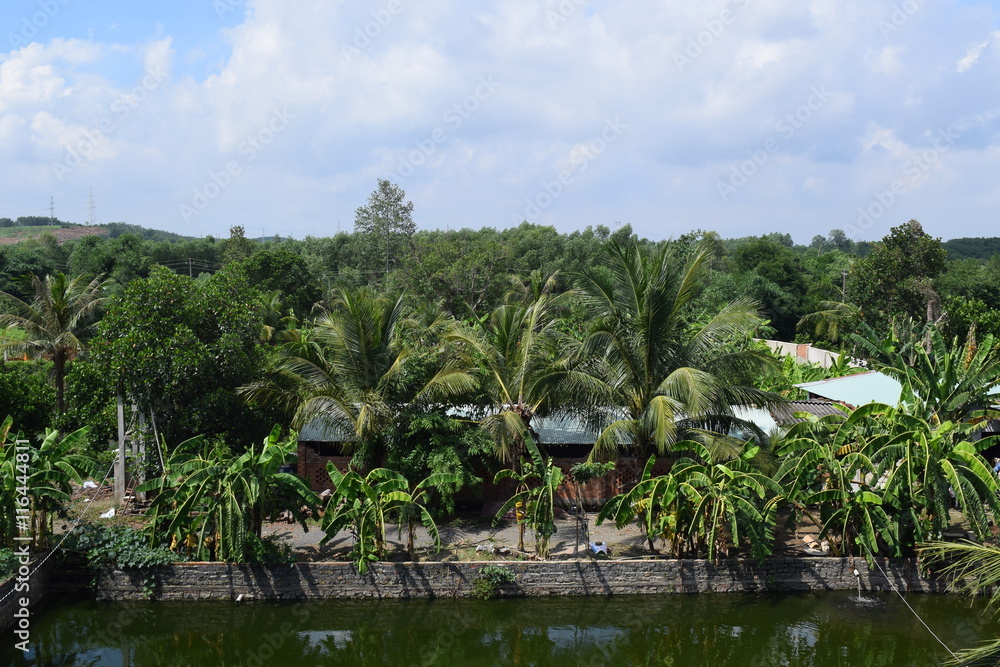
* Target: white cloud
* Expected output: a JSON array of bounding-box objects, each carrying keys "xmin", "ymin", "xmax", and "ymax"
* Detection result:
[
  {"xmin": 957, "ymin": 31, "xmax": 1000, "ymax": 72},
  {"xmin": 0, "ymin": 0, "xmax": 999, "ymax": 242}
]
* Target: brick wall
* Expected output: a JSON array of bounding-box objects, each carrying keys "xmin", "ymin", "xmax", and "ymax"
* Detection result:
[{"xmin": 298, "ymin": 441, "xmax": 670, "ymax": 509}]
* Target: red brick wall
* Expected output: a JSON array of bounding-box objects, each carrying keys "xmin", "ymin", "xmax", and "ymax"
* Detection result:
[{"xmin": 298, "ymin": 442, "xmax": 673, "ymax": 510}]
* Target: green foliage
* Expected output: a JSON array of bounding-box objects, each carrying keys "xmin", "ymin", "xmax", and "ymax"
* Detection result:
[
  {"xmin": 0, "ymin": 271, "xmax": 107, "ymax": 414},
  {"xmin": 849, "ymin": 220, "xmax": 947, "ymax": 330},
  {"xmin": 386, "ymin": 411, "xmax": 489, "ymax": 516},
  {"xmin": 778, "ymin": 402, "xmax": 1000, "ymax": 559},
  {"xmin": 353, "ymin": 179, "xmax": 416, "ymax": 278},
  {"xmin": 320, "ymin": 466, "xmax": 453, "ymax": 572},
  {"xmin": 231, "ymin": 246, "xmax": 321, "ymax": 316},
  {"xmin": 455, "ymin": 272, "xmax": 577, "ymax": 465},
  {"xmin": 0, "ymin": 361, "xmax": 55, "ymax": 439},
  {"xmin": 0, "ymin": 418, "xmax": 96, "ymax": 548},
  {"xmin": 96, "ymin": 265, "xmax": 273, "ymax": 450},
  {"xmin": 942, "ymin": 236, "xmax": 1000, "ymax": 261},
  {"xmin": 493, "ymin": 438, "xmax": 564, "ymax": 559},
  {"xmin": 65, "ymin": 522, "xmax": 177, "ymax": 570},
  {"xmin": 51, "ymin": 359, "xmax": 117, "ymax": 451},
  {"xmin": 137, "ymin": 425, "xmax": 318, "ymax": 563},
  {"xmin": 243, "ymin": 286, "xmax": 474, "ymax": 468},
  {"xmin": 598, "ymin": 442, "xmax": 780, "ymax": 562},
  {"xmin": 573, "ymin": 239, "xmax": 779, "ymax": 459},
  {"xmin": 0, "ymin": 547, "xmax": 17, "ymax": 580},
  {"xmin": 222, "ymin": 225, "xmax": 256, "ymax": 265},
  {"xmin": 472, "ymin": 564, "xmax": 517, "ymax": 600}
]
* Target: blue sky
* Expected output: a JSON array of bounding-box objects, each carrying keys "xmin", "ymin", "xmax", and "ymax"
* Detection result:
[{"xmin": 2, "ymin": 0, "xmax": 1000, "ymax": 243}]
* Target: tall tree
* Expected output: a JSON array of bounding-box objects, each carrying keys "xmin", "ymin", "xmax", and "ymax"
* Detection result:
[
  {"xmin": 95, "ymin": 266, "xmax": 271, "ymax": 449},
  {"xmin": 849, "ymin": 220, "xmax": 947, "ymax": 330},
  {"xmin": 222, "ymin": 225, "xmax": 256, "ymax": 265},
  {"xmin": 573, "ymin": 241, "xmax": 779, "ymax": 460},
  {"xmin": 453, "ymin": 272, "xmax": 577, "ymax": 464},
  {"xmin": 0, "ymin": 272, "xmax": 106, "ymax": 413},
  {"xmin": 354, "ymin": 179, "xmax": 416, "ymax": 278},
  {"xmin": 241, "ymin": 287, "xmax": 474, "ymax": 468}
]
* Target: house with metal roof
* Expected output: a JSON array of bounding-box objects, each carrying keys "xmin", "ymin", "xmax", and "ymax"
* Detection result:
[{"xmin": 794, "ymin": 370, "xmax": 902, "ymax": 408}]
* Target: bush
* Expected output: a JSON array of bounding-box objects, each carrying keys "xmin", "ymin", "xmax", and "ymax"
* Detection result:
[
  {"xmin": 63, "ymin": 522, "xmax": 176, "ymax": 570},
  {"xmin": 0, "ymin": 548, "xmax": 17, "ymax": 580},
  {"xmin": 472, "ymin": 564, "xmax": 516, "ymax": 600}
]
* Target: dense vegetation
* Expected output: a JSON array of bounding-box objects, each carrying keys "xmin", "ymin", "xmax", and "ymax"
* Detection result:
[{"xmin": 2, "ymin": 183, "xmax": 1000, "ymax": 585}]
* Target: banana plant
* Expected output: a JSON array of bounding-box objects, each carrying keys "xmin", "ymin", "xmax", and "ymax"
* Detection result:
[
  {"xmin": 139, "ymin": 425, "xmax": 318, "ymax": 562},
  {"xmin": 320, "ymin": 466, "xmax": 452, "ymax": 572},
  {"xmin": 493, "ymin": 437, "xmax": 564, "ymax": 559},
  {"xmin": 0, "ymin": 417, "xmax": 95, "ymax": 548}
]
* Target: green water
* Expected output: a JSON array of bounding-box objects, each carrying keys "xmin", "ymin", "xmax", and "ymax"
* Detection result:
[{"xmin": 3, "ymin": 592, "xmax": 995, "ymax": 666}]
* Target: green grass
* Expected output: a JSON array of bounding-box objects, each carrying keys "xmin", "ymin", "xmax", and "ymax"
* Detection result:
[{"xmin": 0, "ymin": 225, "xmax": 60, "ymax": 239}]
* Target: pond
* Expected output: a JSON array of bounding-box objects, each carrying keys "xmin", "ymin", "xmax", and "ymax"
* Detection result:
[{"xmin": 3, "ymin": 591, "xmax": 993, "ymax": 666}]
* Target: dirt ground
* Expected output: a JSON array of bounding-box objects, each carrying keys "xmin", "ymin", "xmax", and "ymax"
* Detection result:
[
  {"xmin": 261, "ymin": 507, "xmax": 837, "ymax": 563},
  {"xmin": 63, "ymin": 482, "xmax": 976, "ymax": 563}
]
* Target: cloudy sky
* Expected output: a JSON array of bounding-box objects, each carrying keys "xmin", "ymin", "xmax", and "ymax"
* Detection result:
[{"xmin": 2, "ymin": 0, "xmax": 999, "ymax": 243}]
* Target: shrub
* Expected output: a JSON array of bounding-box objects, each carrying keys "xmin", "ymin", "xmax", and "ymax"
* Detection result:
[{"xmin": 472, "ymin": 564, "xmax": 516, "ymax": 600}]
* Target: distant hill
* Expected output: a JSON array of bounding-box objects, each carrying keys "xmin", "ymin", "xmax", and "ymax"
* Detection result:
[
  {"xmin": 0, "ymin": 225, "xmax": 107, "ymax": 245},
  {"xmin": 943, "ymin": 237, "xmax": 1000, "ymax": 261},
  {"xmin": 100, "ymin": 222, "xmax": 196, "ymax": 242}
]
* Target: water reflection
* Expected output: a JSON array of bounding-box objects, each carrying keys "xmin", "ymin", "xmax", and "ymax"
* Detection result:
[{"xmin": 3, "ymin": 591, "xmax": 990, "ymax": 666}]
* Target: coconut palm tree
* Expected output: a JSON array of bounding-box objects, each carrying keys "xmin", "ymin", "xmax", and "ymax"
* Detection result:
[
  {"xmin": 452, "ymin": 272, "xmax": 581, "ymax": 464},
  {"xmin": 0, "ymin": 272, "xmax": 107, "ymax": 413},
  {"xmin": 241, "ymin": 286, "xmax": 475, "ymax": 468},
  {"xmin": 573, "ymin": 241, "xmax": 779, "ymax": 460}
]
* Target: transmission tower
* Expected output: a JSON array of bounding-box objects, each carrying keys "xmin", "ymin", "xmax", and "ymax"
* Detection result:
[{"xmin": 87, "ymin": 187, "xmax": 96, "ymax": 225}]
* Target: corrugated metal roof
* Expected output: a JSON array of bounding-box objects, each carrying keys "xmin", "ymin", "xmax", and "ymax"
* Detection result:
[
  {"xmin": 771, "ymin": 400, "xmax": 848, "ymax": 425},
  {"xmin": 794, "ymin": 371, "xmax": 901, "ymax": 407}
]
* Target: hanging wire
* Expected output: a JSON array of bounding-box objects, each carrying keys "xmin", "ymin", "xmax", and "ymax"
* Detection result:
[
  {"xmin": 0, "ymin": 453, "xmax": 118, "ymax": 606},
  {"xmin": 862, "ymin": 545, "xmax": 959, "ymax": 661}
]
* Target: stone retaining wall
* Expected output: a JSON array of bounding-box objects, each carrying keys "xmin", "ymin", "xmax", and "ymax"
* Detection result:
[
  {"xmin": 0, "ymin": 554, "xmax": 54, "ymax": 633},
  {"xmin": 80, "ymin": 557, "xmax": 947, "ymax": 602}
]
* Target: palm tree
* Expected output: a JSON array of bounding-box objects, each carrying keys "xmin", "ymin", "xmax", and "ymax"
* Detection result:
[
  {"xmin": 452, "ymin": 272, "xmax": 579, "ymax": 464},
  {"xmin": 241, "ymin": 286, "xmax": 474, "ymax": 468},
  {"xmin": 573, "ymin": 241, "xmax": 779, "ymax": 460},
  {"xmin": 0, "ymin": 272, "xmax": 107, "ymax": 413}
]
